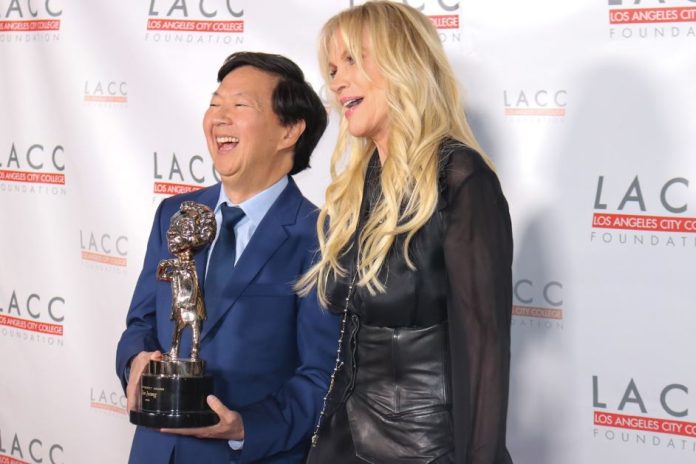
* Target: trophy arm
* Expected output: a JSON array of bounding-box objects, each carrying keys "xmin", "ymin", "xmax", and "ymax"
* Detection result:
[
  {"xmin": 157, "ymin": 259, "xmax": 175, "ymax": 281},
  {"xmin": 167, "ymin": 263, "xmax": 188, "ymax": 320},
  {"xmin": 189, "ymin": 266, "xmax": 206, "ymax": 321}
]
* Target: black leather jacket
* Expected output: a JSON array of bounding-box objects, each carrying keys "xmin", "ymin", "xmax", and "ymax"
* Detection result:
[{"xmin": 321, "ymin": 141, "xmax": 514, "ymax": 464}]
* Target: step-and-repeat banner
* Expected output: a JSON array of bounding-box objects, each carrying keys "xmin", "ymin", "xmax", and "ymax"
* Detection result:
[{"xmin": 1, "ymin": 1, "xmax": 694, "ymax": 463}]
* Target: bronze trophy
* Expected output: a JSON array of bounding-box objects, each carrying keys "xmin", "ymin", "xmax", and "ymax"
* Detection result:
[{"xmin": 130, "ymin": 201, "xmax": 220, "ymax": 428}]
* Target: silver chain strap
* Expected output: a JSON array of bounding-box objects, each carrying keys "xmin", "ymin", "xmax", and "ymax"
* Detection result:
[
  {"xmin": 311, "ymin": 164, "xmax": 374, "ymax": 448},
  {"xmin": 311, "ymin": 273, "xmax": 357, "ymax": 447}
]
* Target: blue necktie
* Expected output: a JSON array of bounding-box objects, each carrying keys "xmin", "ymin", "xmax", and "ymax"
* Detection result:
[{"xmin": 205, "ymin": 204, "xmax": 245, "ymax": 300}]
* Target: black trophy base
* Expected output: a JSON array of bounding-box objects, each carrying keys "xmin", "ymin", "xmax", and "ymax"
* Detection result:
[
  {"xmin": 130, "ymin": 409, "xmax": 219, "ymax": 428},
  {"xmin": 130, "ymin": 358, "xmax": 220, "ymax": 428}
]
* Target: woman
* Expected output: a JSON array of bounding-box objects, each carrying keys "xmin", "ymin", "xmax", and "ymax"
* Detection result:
[{"xmin": 298, "ymin": 2, "xmax": 513, "ymax": 463}]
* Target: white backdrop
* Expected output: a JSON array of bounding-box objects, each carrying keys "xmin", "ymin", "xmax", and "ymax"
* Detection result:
[{"xmin": 1, "ymin": 1, "xmax": 695, "ymax": 463}]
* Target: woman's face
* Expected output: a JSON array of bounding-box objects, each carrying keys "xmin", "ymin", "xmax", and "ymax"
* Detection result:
[{"xmin": 327, "ymin": 30, "xmax": 390, "ymax": 155}]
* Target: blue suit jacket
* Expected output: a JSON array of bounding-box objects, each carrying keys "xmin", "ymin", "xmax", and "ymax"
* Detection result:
[{"xmin": 116, "ymin": 178, "xmax": 339, "ymax": 464}]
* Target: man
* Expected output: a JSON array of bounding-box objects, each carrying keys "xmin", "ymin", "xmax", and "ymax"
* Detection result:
[{"xmin": 116, "ymin": 52, "xmax": 338, "ymax": 464}]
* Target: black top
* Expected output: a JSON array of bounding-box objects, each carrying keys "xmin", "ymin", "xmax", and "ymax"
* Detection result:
[{"xmin": 325, "ymin": 140, "xmax": 513, "ymax": 463}]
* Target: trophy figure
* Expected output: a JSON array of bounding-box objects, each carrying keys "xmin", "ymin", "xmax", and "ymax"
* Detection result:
[{"xmin": 130, "ymin": 201, "xmax": 220, "ymax": 428}]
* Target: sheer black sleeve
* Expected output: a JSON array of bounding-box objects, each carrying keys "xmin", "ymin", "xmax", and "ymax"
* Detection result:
[{"xmin": 443, "ymin": 153, "xmax": 514, "ymax": 464}]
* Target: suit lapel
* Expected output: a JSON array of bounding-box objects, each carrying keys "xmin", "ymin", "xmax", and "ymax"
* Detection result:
[{"xmin": 201, "ymin": 178, "xmax": 303, "ymax": 341}]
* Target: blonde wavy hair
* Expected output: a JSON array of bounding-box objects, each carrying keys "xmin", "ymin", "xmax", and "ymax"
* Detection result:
[{"xmin": 297, "ymin": 1, "xmax": 492, "ymax": 306}]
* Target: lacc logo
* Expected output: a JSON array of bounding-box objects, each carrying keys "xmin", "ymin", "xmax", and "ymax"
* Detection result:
[
  {"xmin": 0, "ymin": 143, "xmax": 65, "ymax": 185},
  {"xmin": 148, "ymin": 0, "xmax": 243, "ymax": 17},
  {"xmin": 84, "ymin": 80, "xmax": 127, "ymax": 104},
  {"xmin": 153, "ymin": 151, "xmax": 219, "ymax": 196},
  {"xmin": 0, "ymin": 428, "xmax": 63, "ymax": 464},
  {"xmin": 592, "ymin": 176, "xmax": 695, "ymax": 233},
  {"xmin": 503, "ymin": 90, "xmax": 567, "ymax": 117},
  {"xmin": 0, "ymin": 291, "xmax": 64, "ymax": 336},
  {"xmin": 512, "ymin": 279, "xmax": 563, "ymax": 320},
  {"xmin": 0, "ymin": 0, "xmax": 62, "ymax": 32},
  {"xmin": 90, "ymin": 387, "xmax": 127, "ymax": 415},
  {"xmin": 607, "ymin": 0, "xmax": 696, "ymax": 40},
  {"xmin": 593, "ymin": 375, "xmax": 696, "ymax": 438},
  {"xmin": 349, "ymin": 1, "xmax": 460, "ymax": 29},
  {"xmin": 147, "ymin": 0, "xmax": 244, "ymax": 33},
  {"xmin": 80, "ymin": 231, "xmax": 128, "ymax": 267}
]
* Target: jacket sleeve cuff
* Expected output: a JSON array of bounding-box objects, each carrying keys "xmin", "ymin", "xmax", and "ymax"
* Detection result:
[{"xmin": 236, "ymin": 400, "xmax": 286, "ymax": 462}]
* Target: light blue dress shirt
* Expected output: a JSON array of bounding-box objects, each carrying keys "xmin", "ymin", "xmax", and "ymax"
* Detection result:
[
  {"xmin": 207, "ymin": 176, "xmax": 289, "ymax": 270},
  {"xmin": 205, "ymin": 176, "xmax": 288, "ymax": 451}
]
